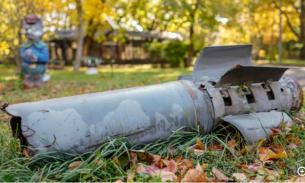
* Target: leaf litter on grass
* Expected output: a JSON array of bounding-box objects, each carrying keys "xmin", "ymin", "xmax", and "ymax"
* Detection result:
[
  {"xmin": 1, "ymin": 75, "xmax": 305, "ymax": 182},
  {"xmin": 61, "ymin": 115, "xmax": 305, "ymax": 182}
]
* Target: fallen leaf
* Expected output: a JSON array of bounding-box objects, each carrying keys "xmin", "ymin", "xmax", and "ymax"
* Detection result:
[
  {"xmin": 194, "ymin": 149, "xmax": 204, "ymax": 157},
  {"xmin": 258, "ymin": 148, "xmax": 279, "ymax": 161},
  {"xmin": 265, "ymin": 168, "xmax": 281, "ymax": 178},
  {"xmin": 194, "ymin": 138, "xmax": 205, "ymax": 150},
  {"xmin": 135, "ymin": 164, "xmax": 146, "ymax": 174},
  {"xmin": 112, "ymin": 155, "xmax": 121, "ymax": 166},
  {"xmin": 237, "ymin": 163, "xmax": 262, "ymax": 173},
  {"xmin": 209, "ymin": 142, "xmax": 224, "ymax": 150},
  {"xmin": 286, "ymin": 134, "xmax": 302, "ymax": 146},
  {"xmin": 162, "ymin": 159, "xmax": 177, "ymax": 173},
  {"xmin": 146, "ymin": 164, "xmax": 160, "ymax": 174},
  {"xmin": 151, "ymin": 170, "xmax": 177, "ymax": 182},
  {"xmin": 95, "ymin": 160, "xmax": 104, "ymax": 167},
  {"xmin": 212, "ymin": 167, "xmax": 234, "ymax": 181},
  {"xmin": 287, "ymin": 143, "xmax": 299, "ymax": 149},
  {"xmin": 270, "ymin": 144, "xmax": 284, "ymax": 153},
  {"xmin": 127, "ymin": 169, "xmax": 135, "ymax": 182},
  {"xmin": 115, "ymin": 180, "xmax": 123, "ymax": 183},
  {"xmin": 68, "ymin": 161, "xmax": 83, "ymax": 170},
  {"xmin": 129, "ymin": 150, "xmax": 138, "ymax": 162},
  {"xmin": 228, "ymin": 139, "xmax": 237, "ymax": 154},
  {"xmin": 178, "ymin": 159, "xmax": 194, "ymax": 175},
  {"xmin": 248, "ymin": 163, "xmax": 263, "ymax": 173},
  {"xmin": 270, "ymin": 128, "xmax": 282, "ymax": 134},
  {"xmin": 181, "ymin": 163, "xmax": 207, "ymax": 182},
  {"xmin": 233, "ymin": 173, "xmax": 247, "ymax": 181},
  {"xmin": 23, "ymin": 149, "xmax": 30, "ymax": 158},
  {"xmin": 278, "ymin": 150, "xmax": 288, "ymax": 158}
]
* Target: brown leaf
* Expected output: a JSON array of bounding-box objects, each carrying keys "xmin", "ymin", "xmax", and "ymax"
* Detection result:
[
  {"xmin": 258, "ymin": 148, "xmax": 279, "ymax": 161},
  {"xmin": 209, "ymin": 142, "xmax": 224, "ymax": 150},
  {"xmin": 178, "ymin": 159, "xmax": 194, "ymax": 175},
  {"xmin": 194, "ymin": 138, "xmax": 205, "ymax": 150},
  {"xmin": 228, "ymin": 139, "xmax": 237, "ymax": 154},
  {"xmin": 129, "ymin": 151, "xmax": 138, "ymax": 165},
  {"xmin": 278, "ymin": 150, "xmax": 288, "ymax": 158},
  {"xmin": 135, "ymin": 164, "xmax": 146, "ymax": 174},
  {"xmin": 286, "ymin": 134, "xmax": 302, "ymax": 146},
  {"xmin": 233, "ymin": 173, "xmax": 247, "ymax": 181},
  {"xmin": 112, "ymin": 155, "xmax": 120, "ymax": 166},
  {"xmin": 181, "ymin": 163, "xmax": 207, "ymax": 182},
  {"xmin": 248, "ymin": 163, "xmax": 263, "ymax": 173},
  {"xmin": 270, "ymin": 128, "xmax": 282, "ymax": 134},
  {"xmin": 151, "ymin": 170, "xmax": 178, "ymax": 182},
  {"xmin": 23, "ymin": 149, "xmax": 30, "ymax": 158},
  {"xmin": 270, "ymin": 144, "xmax": 284, "ymax": 153},
  {"xmin": 193, "ymin": 149, "xmax": 204, "ymax": 157},
  {"xmin": 95, "ymin": 160, "xmax": 104, "ymax": 167},
  {"xmin": 68, "ymin": 161, "xmax": 83, "ymax": 170},
  {"xmin": 162, "ymin": 159, "xmax": 177, "ymax": 173},
  {"xmin": 212, "ymin": 167, "xmax": 234, "ymax": 181},
  {"xmin": 287, "ymin": 143, "xmax": 299, "ymax": 149}
]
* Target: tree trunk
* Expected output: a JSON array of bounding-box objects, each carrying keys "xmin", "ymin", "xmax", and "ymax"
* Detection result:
[
  {"xmin": 185, "ymin": 22, "xmax": 194, "ymax": 68},
  {"xmin": 83, "ymin": 36, "xmax": 94, "ymax": 57},
  {"xmin": 300, "ymin": 0, "xmax": 305, "ymax": 60},
  {"xmin": 74, "ymin": 0, "xmax": 84, "ymax": 71}
]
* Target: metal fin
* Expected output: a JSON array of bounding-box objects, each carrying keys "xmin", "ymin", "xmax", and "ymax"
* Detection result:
[
  {"xmin": 193, "ymin": 44, "xmax": 253, "ymax": 82},
  {"xmin": 214, "ymin": 65, "xmax": 295, "ymax": 88},
  {"xmin": 221, "ymin": 111, "xmax": 292, "ymax": 144}
]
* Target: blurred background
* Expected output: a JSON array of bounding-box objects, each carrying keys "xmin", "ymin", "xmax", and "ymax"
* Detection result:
[{"xmin": 1, "ymin": 0, "xmax": 304, "ymax": 69}]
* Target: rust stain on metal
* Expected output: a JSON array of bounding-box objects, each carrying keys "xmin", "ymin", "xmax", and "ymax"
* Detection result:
[
  {"xmin": 178, "ymin": 80, "xmax": 198, "ymax": 100},
  {"xmin": 289, "ymin": 75, "xmax": 303, "ymax": 111},
  {"xmin": 283, "ymin": 75, "xmax": 303, "ymax": 111},
  {"xmin": 228, "ymin": 64, "xmax": 242, "ymax": 72},
  {"xmin": 44, "ymin": 134, "xmax": 57, "ymax": 148}
]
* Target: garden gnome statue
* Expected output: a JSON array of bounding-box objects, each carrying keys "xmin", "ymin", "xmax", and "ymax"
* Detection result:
[{"xmin": 21, "ymin": 15, "xmax": 50, "ymax": 88}]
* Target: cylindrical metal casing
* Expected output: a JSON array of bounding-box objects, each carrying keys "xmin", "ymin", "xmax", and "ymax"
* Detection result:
[{"xmin": 3, "ymin": 80, "xmax": 214, "ymax": 155}]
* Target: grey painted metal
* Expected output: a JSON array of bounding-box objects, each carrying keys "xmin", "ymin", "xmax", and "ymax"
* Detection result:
[
  {"xmin": 3, "ymin": 80, "xmax": 214, "ymax": 155},
  {"xmin": 178, "ymin": 75, "xmax": 192, "ymax": 81},
  {"xmin": 222, "ymin": 111, "xmax": 292, "ymax": 144},
  {"xmin": 193, "ymin": 44, "xmax": 253, "ymax": 82},
  {"xmin": 214, "ymin": 65, "xmax": 294, "ymax": 88},
  {"xmin": 2, "ymin": 44, "xmax": 303, "ymax": 157}
]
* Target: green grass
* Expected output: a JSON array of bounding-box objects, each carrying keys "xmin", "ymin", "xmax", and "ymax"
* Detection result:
[
  {"xmin": 0, "ymin": 65, "xmax": 305, "ymax": 182},
  {"xmin": 0, "ymin": 65, "xmax": 192, "ymax": 104}
]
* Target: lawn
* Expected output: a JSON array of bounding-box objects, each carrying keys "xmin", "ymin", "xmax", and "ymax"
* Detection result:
[{"xmin": 0, "ymin": 65, "xmax": 305, "ymax": 182}]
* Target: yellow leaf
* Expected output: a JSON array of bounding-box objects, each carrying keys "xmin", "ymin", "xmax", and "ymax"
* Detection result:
[{"xmin": 258, "ymin": 148, "xmax": 279, "ymax": 161}]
